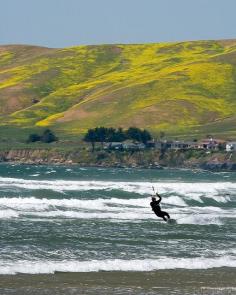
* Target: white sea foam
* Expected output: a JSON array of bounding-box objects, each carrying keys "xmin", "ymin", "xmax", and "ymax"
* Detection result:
[
  {"xmin": 0, "ymin": 195, "xmax": 234, "ymax": 223},
  {"xmin": 25, "ymin": 210, "xmax": 227, "ymax": 224},
  {"xmin": 0, "ymin": 196, "xmax": 148, "ymax": 211},
  {"xmin": 176, "ymin": 215, "xmax": 223, "ymax": 225},
  {"xmin": 0, "ymin": 209, "xmax": 19, "ymax": 219},
  {"xmin": 214, "ymin": 248, "xmax": 236, "ymax": 256},
  {"xmin": 0, "ymin": 196, "xmax": 230, "ymax": 211},
  {"xmin": 0, "ymin": 177, "xmax": 235, "ymax": 202},
  {"xmin": 0, "ymin": 196, "xmax": 233, "ymax": 213},
  {"xmin": 0, "ymin": 208, "xmax": 228, "ymax": 225},
  {"xmin": 0, "ymin": 256, "xmax": 235, "ymax": 274},
  {"xmin": 27, "ymin": 210, "xmax": 153, "ymax": 220}
]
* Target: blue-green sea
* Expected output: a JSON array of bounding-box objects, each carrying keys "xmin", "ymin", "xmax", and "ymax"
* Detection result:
[{"xmin": 0, "ymin": 164, "xmax": 235, "ymax": 294}]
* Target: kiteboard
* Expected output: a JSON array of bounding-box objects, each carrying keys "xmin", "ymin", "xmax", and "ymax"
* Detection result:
[{"xmin": 167, "ymin": 218, "xmax": 177, "ymax": 225}]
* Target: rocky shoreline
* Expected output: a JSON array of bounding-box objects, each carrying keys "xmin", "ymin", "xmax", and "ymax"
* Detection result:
[{"xmin": 0, "ymin": 148, "xmax": 236, "ymax": 171}]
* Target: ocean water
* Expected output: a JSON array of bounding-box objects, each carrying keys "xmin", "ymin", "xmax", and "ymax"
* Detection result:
[{"xmin": 0, "ymin": 164, "xmax": 235, "ymax": 294}]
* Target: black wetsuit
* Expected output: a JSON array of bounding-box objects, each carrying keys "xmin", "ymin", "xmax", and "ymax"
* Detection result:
[{"xmin": 150, "ymin": 195, "xmax": 170, "ymax": 221}]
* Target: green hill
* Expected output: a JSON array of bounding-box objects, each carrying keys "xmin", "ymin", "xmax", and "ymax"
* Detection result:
[{"xmin": 1, "ymin": 39, "xmax": 236, "ymax": 141}]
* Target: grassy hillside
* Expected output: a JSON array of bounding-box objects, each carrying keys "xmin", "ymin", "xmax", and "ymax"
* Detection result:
[{"xmin": 1, "ymin": 39, "xmax": 236, "ymax": 141}]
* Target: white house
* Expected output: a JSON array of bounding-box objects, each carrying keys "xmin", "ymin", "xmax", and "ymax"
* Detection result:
[{"xmin": 226, "ymin": 142, "xmax": 236, "ymax": 152}]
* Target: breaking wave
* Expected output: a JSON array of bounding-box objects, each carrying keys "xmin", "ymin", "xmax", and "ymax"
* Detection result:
[
  {"xmin": 0, "ymin": 168, "xmax": 235, "ymax": 276},
  {"xmin": 0, "ymin": 256, "xmax": 235, "ymax": 274},
  {"xmin": 0, "ymin": 196, "xmax": 233, "ymax": 224},
  {"xmin": 0, "ymin": 177, "xmax": 235, "ymax": 203}
]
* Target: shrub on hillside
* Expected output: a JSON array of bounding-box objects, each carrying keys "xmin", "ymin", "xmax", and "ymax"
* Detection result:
[
  {"xmin": 27, "ymin": 129, "xmax": 57, "ymax": 144},
  {"xmin": 27, "ymin": 133, "xmax": 41, "ymax": 143},
  {"xmin": 41, "ymin": 129, "xmax": 57, "ymax": 143}
]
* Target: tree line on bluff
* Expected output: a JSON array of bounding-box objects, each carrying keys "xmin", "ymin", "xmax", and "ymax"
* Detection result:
[
  {"xmin": 84, "ymin": 127, "xmax": 152, "ymax": 151},
  {"xmin": 27, "ymin": 127, "xmax": 152, "ymax": 149}
]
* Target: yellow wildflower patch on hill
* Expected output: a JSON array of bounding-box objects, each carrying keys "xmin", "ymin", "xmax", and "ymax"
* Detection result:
[{"xmin": 1, "ymin": 39, "xmax": 236, "ymax": 138}]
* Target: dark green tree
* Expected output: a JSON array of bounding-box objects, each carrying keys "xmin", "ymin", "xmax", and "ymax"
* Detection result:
[
  {"xmin": 126, "ymin": 127, "xmax": 142, "ymax": 142},
  {"xmin": 140, "ymin": 129, "xmax": 152, "ymax": 144},
  {"xmin": 126, "ymin": 127, "xmax": 152, "ymax": 143},
  {"xmin": 27, "ymin": 133, "xmax": 41, "ymax": 143},
  {"xmin": 106, "ymin": 127, "xmax": 116, "ymax": 141},
  {"xmin": 115, "ymin": 127, "xmax": 127, "ymax": 142},
  {"xmin": 95, "ymin": 127, "xmax": 107, "ymax": 146},
  {"xmin": 41, "ymin": 129, "xmax": 57, "ymax": 143},
  {"xmin": 84, "ymin": 129, "xmax": 97, "ymax": 152}
]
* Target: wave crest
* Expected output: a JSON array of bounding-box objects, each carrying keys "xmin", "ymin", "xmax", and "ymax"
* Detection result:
[{"xmin": 0, "ymin": 256, "xmax": 235, "ymax": 274}]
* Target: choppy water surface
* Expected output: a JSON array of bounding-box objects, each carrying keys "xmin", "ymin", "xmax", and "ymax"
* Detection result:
[{"xmin": 0, "ymin": 164, "xmax": 235, "ymax": 294}]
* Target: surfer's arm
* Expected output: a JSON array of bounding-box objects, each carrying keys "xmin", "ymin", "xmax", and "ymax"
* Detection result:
[{"xmin": 156, "ymin": 193, "xmax": 162, "ymax": 203}]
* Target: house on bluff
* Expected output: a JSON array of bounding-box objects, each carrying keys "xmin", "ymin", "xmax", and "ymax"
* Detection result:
[
  {"xmin": 226, "ymin": 142, "xmax": 236, "ymax": 152},
  {"xmin": 197, "ymin": 138, "xmax": 226, "ymax": 150}
]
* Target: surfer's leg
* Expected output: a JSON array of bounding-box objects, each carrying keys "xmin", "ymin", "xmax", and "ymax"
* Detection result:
[
  {"xmin": 162, "ymin": 211, "xmax": 170, "ymax": 220},
  {"xmin": 159, "ymin": 212, "xmax": 167, "ymax": 221},
  {"xmin": 153, "ymin": 211, "xmax": 164, "ymax": 221},
  {"xmin": 162, "ymin": 216, "xmax": 168, "ymax": 221}
]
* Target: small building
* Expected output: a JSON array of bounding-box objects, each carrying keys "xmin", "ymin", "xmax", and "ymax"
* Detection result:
[
  {"xmin": 146, "ymin": 140, "xmax": 155, "ymax": 148},
  {"xmin": 136, "ymin": 143, "xmax": 146, "ymax": 150},
  {"xmin": 123, "ymin": 143, "xmax": 145, "ymax": 151},
  {"xmin": 184, "ymin": 141, "xmax": 199, "ymax": 149},
  {"xmin": 198, "ymin": 138, "xmax": 226, "ymax": 150},
  {"xmin": 170, "ymin": 141, "xmax": 191, "ymax": 150},
  {"xmin": 226, "ymin": 142, "xmax": 236, "ymax": 152},
  {"xmin": 155, "ymin": 141, "xmax": 172, "ymax": 150},
  {"xmin": 104, "ymin": 142, "xmax": 123, "ymax": 150}
]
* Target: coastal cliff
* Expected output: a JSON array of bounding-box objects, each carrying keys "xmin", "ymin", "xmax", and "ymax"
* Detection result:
[{"xmin": 0, "ymin": 148, "xmax": 236, "ymax": 171}]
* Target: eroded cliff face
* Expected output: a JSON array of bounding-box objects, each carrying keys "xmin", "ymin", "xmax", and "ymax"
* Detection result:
[
  {"xmin": 0, "ymin": 149, "xmax": 161, "ymax": 167},
  {"xmin": 0, "ymin": 148, "xmax": 235, "ymax": 171},
  {"xmin": 0, "ymin": 149, "xmax": 74, "ymax": 164}
]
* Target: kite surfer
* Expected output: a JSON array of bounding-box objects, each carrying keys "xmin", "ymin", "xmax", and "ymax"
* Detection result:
[{"xmin": 150, "ymin": 192, "xmax": 170, "ymax": 222}]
